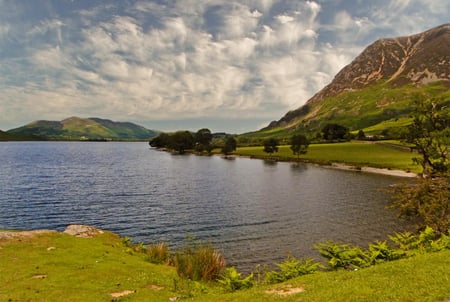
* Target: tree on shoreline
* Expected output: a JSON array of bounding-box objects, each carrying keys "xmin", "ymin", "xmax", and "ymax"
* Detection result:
[
  {"xmin": 390, "ymin": 95, "xmax": 450, "ymax": 232},
  {"xmin": 263, "ymin": 138, "xmax": 279, "ymax": 157},
  {"xmin": 406, "ymin": 96, "xmax": 450, "ymax": 177},
  {"xmin": 221, "ymin": 136, "xmax": 237, "ymax": 156},
  {"xmin": 290, "ymin": 134, "xmax": 309, "ymax": 160}
]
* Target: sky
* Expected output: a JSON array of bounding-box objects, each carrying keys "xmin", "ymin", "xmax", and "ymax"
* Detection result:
[{"xmin": 0, "ymin": 1, "xmax": 449, "ymax": 133}]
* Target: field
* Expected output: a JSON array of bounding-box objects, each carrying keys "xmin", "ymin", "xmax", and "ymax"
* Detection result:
[
  {"xmin": 1, "ymin": 230, "xmax": 449, "ymax": 301},
  {"xmin": 235, "ymin": 141, "xmax": 421, "ymax": 174}
]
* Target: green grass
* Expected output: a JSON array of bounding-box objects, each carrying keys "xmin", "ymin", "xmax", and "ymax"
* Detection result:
[
  {"xmin": 235, "ymin": 141, "xmax": 421, "ymax": 173},
  {"xmin": 1, "ymin": 231, "xmax": 449, "ymax": 301}
]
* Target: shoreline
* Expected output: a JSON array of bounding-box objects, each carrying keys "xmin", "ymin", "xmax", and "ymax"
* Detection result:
[{"xmin": 220, "ymin": 153, "xmax": 419, "ymax": 178}]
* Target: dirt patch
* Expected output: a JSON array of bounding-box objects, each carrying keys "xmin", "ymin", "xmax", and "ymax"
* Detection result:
[
  {"xmin": 0, "ymin": 230, "xmax": 56, "ymax": 241},
  {"xmin": 265, "ymin": 284, "xmax": 305, "ymax": 297},
  {"xmin": 146, "ymin": 284, "xmax": 164, "ymax": 291},
  {"xmin": 31, "ymin": 274, "xmax": 48, "ymax": 279},
  {"xmin": 110, "ymin": 290, "xmax": 135, "ymax": 298}
]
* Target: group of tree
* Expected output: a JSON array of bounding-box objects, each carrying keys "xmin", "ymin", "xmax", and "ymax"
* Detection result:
[
  {"xmin": 150, "ymin": 129, "xmax": 209, "ymax": 154},
  {"xmin": 390, "ymin": 95, "xmax": 449, "ymax": 233},
  {"xmin": 321, "ymin": 123, "xmax": 350, "ymax": 141},
  {"xmin": 261, "ymin": 134, "xmax": 310, "ymax": 160},
  {"xmin": 150, "ymin": 128, "xmax": 237, "ymax": 155}
]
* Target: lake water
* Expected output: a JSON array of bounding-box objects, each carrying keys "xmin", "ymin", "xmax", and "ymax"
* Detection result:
[{"xmin": 0, "ymin": 142, "xmax": 412, "ymax": 271}]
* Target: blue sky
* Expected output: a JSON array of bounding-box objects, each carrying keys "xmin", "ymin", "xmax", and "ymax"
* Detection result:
[{"xmin": 0, "ymin": 0, "xmax": 449, "ymax": 133}]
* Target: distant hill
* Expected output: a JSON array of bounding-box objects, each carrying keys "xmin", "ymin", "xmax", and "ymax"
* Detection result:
[
  {"xmin": 6, "ymin": 117, "xmax": 159, "ymax": 141},
  {"xmin": 250, "ymin": 24, "xmax": 450, "ymax": 140}
]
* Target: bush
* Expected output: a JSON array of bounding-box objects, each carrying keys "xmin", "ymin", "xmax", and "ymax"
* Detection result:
[
  {"xmin": 219, "ymin": 267, "xmax": 254, "ymax": 292},
  {"xmin": 147, "ymin": 242, "xmax": 171, "ymax": 264},
  {"xmin": 174, "ymin": 243, "xmax": 225, "ymax": 281},
  {"xmin": 265, "ymin": 256, "xmax": 321, "ymax": 284},
  {"xmin": 314, "ymin": 241, "xmax": 371, "ymax": 270},
  {"xmin": 367, "ymin": 240, "xmax": 404, "ymax": 264}
]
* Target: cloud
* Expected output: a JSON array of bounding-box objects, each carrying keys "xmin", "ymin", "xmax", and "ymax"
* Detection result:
[{"xmin": 0, "ymin": 0, "xmax": 449, "ymax": 132}]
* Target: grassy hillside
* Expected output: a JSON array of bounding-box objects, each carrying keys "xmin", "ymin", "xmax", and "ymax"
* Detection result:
[
  {"xmin": 242, "ymin": 81, "xmax": 450, "ymax": 142},
  {"xmin": 6, "ymin": 117, "xmax": 158, "ymax": 141},
  {"xmin": 1, "ymin": 230, "xmax": 449, "ymax": 301}
]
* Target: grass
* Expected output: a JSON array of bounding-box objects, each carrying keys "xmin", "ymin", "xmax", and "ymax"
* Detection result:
[
  {"xmin": 234, "ymin": 141, "xmax": 421, "ymax": 173},
  {"xmin": 1, "ymin": 231, "xmax": 449, "ymax": 301}
]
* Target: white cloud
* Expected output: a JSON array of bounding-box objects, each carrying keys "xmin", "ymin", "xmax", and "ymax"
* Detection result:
[{"xmin": 0, "ymin": 0, "xmax": 449, "ymax": 132}]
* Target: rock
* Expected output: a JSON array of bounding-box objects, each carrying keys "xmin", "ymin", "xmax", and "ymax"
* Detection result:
[{"xmin": 63, "ymin": 225, "xmax": 104, "ymax": 238}]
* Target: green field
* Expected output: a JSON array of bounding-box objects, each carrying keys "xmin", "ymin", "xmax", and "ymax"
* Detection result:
[
  {"xmin": 1, "ymin": 230, "xmax": 449, "ymax": 301},
  {"xmin": 234, "ymin": 141, "xmax": 421, "ymax": 174}
]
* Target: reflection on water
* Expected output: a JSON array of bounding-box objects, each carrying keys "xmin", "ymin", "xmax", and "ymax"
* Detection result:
[{"xmin": 0, "ymin": 142, "xmax": 413, "ymax": 271}]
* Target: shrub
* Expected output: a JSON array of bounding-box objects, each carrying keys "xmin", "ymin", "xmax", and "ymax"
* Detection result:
[
  {"xmin": 219, "ymin": 267, "xmax": 254, "ymax": 292},
  {"xmin": 147, "ymin": 242, "xmax": 171, "ymax": 264},
  {"xmin": 265, "ymin": 256, "xmax": 322, "ymax": 284},
  {"xmin": 174, "ymin": 243, "xmax": 225, "ymax": 281},
  {"xmin": 367, "ymin": 240, "xmax": 404, "ymax": 264},
  {"xmin": 314, "ymin": 241, "xmax": 370, "ymax": 270}
]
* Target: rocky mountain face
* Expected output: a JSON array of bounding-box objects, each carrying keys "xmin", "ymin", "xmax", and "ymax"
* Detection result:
[{"xmin": 270, "ymin": 24, "xmax": 450, "ymax": 129}]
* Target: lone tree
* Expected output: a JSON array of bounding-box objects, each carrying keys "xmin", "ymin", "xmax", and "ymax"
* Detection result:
[
  {"xmin": 221, "ymin": 136, "xmax": 237, "ymax": 156},
  {"xmin": 290, "ymin": 134, "xmax": 309, "ymax": 160},
  {"xmin": 263, "ymin": 138, "xmax": 279, "ymax": 157},
  {"xmin": 390, "ymin": 95, "xmax": 450, "ymax": 232}
]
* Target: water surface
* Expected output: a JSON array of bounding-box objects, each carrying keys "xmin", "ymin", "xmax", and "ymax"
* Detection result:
[{"xmin": 0, "ymin": 142, "xmax": 412, "ymax": 270}]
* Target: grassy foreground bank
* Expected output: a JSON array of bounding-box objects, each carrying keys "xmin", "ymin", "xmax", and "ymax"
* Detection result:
[
  {"xmin": 1, "ymin": 230, "xmax": 449, "ymax": 301},
  {"xmin": 234, "ymin": 141, "xmax": 421, "ymax": 174}
]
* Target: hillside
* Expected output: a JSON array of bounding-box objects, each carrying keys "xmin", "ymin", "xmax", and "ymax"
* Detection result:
[
  {"xmin": 6, "ymin": 117, "xmax": 158, "ymax": 141},
  {"xmin": 255, "ymin": 24, "xmax": 450, "ymax": 139}
]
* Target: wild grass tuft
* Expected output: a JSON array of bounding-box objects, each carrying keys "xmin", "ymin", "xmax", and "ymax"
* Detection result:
[
  {"xmin": 147, "ymin": 242, "xmax": 171, "ymax": 264},
  {"xmin": 173, "ymin": 243, "xmax": 225, "ymax": 281}
]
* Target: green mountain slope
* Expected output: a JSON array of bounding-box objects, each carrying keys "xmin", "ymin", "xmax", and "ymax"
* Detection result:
[
  {"xmin": 7, "ymin": 117, "xmax": 158, "ymax": 141},
  {"xmin": 244, "ymin": 24, "xmax": 450, "ymax": 141}
]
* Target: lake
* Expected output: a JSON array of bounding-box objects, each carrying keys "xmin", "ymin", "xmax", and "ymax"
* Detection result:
[{"xmin": 0, "ymin": 142, "xmax": 412, "ymax": 271}]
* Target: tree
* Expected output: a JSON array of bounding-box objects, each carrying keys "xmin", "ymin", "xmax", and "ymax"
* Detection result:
[
  {"xmin": 356, "ymin": 129, "xmax": 366, "ymax": 140},
  {"xmin": 290, "ymin": 134, "xmax": 309, "ymax": 160},
  {"xmin": 149, "ymin": 133, "xmax": 170, "ymax": 148},
  {"xmin": 390, "ymin": 95, "xmax": 450, "ymax": 232},
  {"xmin": 263, "ymin": 138, "xmax": 279, "ymax": 157},
  {"xmin": 390, "ymin": 174, "xmax": 450, "ymax": 233},
  {"xmin": 169, "ymin": 131, "xmax": 194, "ymax": 154},
  {"xmin": 194, "ymin": 128, "xmax": 213, "ymax": 153},
  {"xmin": 221, "ymin": 136, "xmax": 237, "ymax": 156},
  {"xmin": 322, "ymin": 123, "xmax": 350, "ymax": 141},
  {"xmin": 406, "ymin": 95, "xmax": 450, "ymax": 177}
]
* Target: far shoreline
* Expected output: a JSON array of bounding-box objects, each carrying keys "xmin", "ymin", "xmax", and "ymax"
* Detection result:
[{"xmin": 213, "ymin": 152, "xmax": 419, "ymax": 178}]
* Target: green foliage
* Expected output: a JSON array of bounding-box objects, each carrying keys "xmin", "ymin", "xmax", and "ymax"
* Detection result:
[
  {"xmin": 290, "ymin": 134, "xmax": 309, "ymax": 159},
  {"xmin": 314, "ymin": 241, "xmax": 371, "ymax": 270},
  {"xmin": 221, "ymin": 136, "xmax": 237, "ymax": 155},
  {"xmin": 389, "ymin": 226, "xmax": 450, "ymax": 254},
  {"xmin": 219, "ymin": 267, "xmax": 254, "ymax": 292},
  {"xmin": 406, "ymin": 95, "xmax": 450, "ymax": 176},
  {"xmin": 263, "ymin": 138, "xmax": 279, "ymax": 155},
  {"xmin": 322, "ymin": 123, "xmax": 350, "ymax": 141},
  {"xmin": 265, "ymin": 257, "xmax": 321, "ymax": 284},
  {"xmin": 390, "ymin": 174, "xmax": 450, "ymax": 232},
  {"xmin": 195, "ymin": 128, "xmax": 213, "ymax": 153},
  {"xmin": 173, "ymin": 242, "xmax": 225, "ymax": 281},
  {"xmin": 147, "ymin": 242, "xmax": 171, "ymax": 264},
  {"xmin": 367, "ymin": 240, "xmax": 404, "ymax": 264}
]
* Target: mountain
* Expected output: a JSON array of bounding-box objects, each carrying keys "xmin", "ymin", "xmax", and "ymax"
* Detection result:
[
  {"xmin": 260, "ymin": 24, "xmax": 450, "ymax": 138},
  {"xmin": 7, "ymin": 117, "xmax": 159, "ymax": 141}
]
